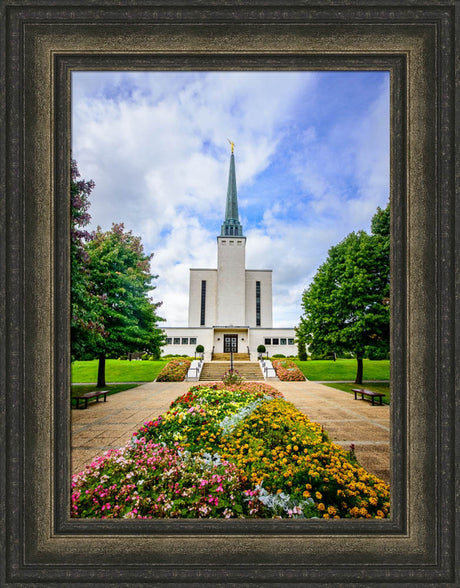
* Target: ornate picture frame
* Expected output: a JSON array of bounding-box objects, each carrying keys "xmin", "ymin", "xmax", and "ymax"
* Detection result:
[{"xmin": 1, "ymin": 1, "xmax": 457, "ymax": 585}]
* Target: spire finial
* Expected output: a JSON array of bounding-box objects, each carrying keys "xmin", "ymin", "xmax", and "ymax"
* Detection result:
[{"xmin": 220, "ymin": 142, "xmax": 243, "ymax": 237}]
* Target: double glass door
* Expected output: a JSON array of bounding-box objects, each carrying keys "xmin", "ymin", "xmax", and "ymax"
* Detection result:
[{"xmin": 224, "ymin": 335, "xmax": 238, "ymax": 353}]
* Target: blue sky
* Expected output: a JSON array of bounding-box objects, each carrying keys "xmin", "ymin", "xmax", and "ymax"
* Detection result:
[{"xmin": 72, "ymin": 71, "xmax": 389, "ymax": 327}]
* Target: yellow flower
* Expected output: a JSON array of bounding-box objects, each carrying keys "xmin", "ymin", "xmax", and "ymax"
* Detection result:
[
  {"xmin": 315, "ymin": 491, "xmax": 322, "ymax": 500},
  {"xmin": 318, "ymin": 503, "xmax": 325, "ymax": 511}
]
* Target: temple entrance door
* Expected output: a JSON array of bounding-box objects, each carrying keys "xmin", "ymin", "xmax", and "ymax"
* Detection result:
[{"xmin": 224, "ymin": 335, "xmax": 238, "ymax": 353}]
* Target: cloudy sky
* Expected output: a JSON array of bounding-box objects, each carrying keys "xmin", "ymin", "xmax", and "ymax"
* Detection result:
[{"xmin": 71, "ymin": 71, "xmax": 389, "ymax": 328}]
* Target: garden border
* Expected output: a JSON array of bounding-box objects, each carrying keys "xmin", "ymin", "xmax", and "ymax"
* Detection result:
[{"xmin": 1, "ymin": 1, "xmax": 457, "ymax": 585}]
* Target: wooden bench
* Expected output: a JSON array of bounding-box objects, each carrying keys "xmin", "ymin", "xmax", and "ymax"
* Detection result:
[
  {"xmin": 72, "ymin": 390, "xmax": 108, "ymax": 409},
  {"xmin": 352, "ymin": 388, "xmax": 385, "ymax": 406}
]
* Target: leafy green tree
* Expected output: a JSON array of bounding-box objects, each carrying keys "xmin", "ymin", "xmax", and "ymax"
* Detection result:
[
  {"xmin": 85, "ymin": 223, "xmax": 165, "ymax": 386},
  {"xmin": 371, "ymin": 202, "xmax": 390, "ymax": 237},
  {"xmin": 70, "ymin": 159, "xmax": 103, "ymax": 360},
  {"xmin": 300, "ymin": 208, "xmax": 390, "ymax": 384}
]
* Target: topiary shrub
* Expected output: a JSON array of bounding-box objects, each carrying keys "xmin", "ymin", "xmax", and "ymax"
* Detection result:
[
  {"xmin": 257, "ymin": 345, "xmax": 266, "ymax": 354},
  {"xmin": 196, "ymin": 345, "xmax": 204, "ymax": 353}
]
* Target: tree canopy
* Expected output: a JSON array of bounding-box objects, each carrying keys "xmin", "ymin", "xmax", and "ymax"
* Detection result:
[
  {"xmin": 70, "ymin": 159, "xmax": 103, "ymax": 359},
  {"xmin": 85, "ymin": 224, "xmax": 165, "ymax": 386},
  {"xmin": 70, "ymin": 159, "xmax": 165, "ymax": 384},
  {"xmin": 299, "ymin": 204, "xmax": 390, "ymax": 383}
]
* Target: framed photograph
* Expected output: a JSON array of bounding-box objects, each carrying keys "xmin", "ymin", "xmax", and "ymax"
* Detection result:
[{"xmin": 1, "ymin": 1, "xmax": 457, "ymax": 585}]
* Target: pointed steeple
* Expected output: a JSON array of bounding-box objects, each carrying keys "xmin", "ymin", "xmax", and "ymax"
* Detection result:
[{"xmin": 221, "ymin": 143, "xmax": 244, "ymax": 237}]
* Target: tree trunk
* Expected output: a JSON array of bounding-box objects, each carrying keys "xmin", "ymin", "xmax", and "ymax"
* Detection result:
[
  {"xmin": 355, "ymin": 356, "xmax": 363, "ymax": 385},
  {"xmin": 97, "ymin": 353, "xmax": 106, "ymax": 387}
]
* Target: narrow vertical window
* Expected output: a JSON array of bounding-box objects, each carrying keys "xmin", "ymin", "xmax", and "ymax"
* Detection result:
[
  {"xmin": 200, "ymin": 280, "xmax": 206, "ymax": 326},
  {"xmin": 256, "ymin": 281, "xmax": 261, "ymax": 326}
]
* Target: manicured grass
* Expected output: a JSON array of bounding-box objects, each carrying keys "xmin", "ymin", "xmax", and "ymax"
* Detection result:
[
  {"xmin": 71, "ymin": 359, "xmax": 168, "ymax": 383},
  {"xmin": 322, "ymin": 382, "xmax": 390, "ymax": 405},
  {"xmin": 294, "ymin": 359, "xmax": 390, "ymax": 382},
  {"xmin": 71, "ymin": 383, "xmax": 141, "ymax": 398}
]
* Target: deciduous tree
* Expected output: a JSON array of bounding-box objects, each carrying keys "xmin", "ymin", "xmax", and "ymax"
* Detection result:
[
  {"xmin": 85, "ymin": 224, "xmax": 165, "ymax": 386},
  {"xmin": 300, "ymin": 206, "xmax": 390, "ymax": 383},
  {"xmin": 70, "ymin": 159, "xmax": 103, "ymax": 359},
  {"xmin": 86, "ymin": 224, "xmax": 164, "ymax": 386}
]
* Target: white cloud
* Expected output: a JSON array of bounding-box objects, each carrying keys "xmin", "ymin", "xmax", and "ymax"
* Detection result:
[{"xmin": 72, "ymin": 71, "xmax": 389, "ymax": 327}]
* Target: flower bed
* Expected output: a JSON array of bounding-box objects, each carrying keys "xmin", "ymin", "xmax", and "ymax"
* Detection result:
[
  {"xmin": 156, "ymin": 359, "xmax": 191, "ymax": 382},
  {"xmin": 272, "ymin": 359, "xmax": 306, "ymax": 381},
  {"xmin": 72, "ymin": 383, "xmax": 390, "ymax": 519},
  {"xmin": 71, "ymin": 442, "xmax": 264, "ymax": 519}
]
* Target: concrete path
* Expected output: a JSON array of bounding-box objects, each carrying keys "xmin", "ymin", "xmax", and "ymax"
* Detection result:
[{"xmin": 72, "ymin": 380, "xmax": 390, "ymax": 483}]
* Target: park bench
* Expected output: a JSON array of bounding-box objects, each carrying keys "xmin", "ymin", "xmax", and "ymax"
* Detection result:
[
  {"xmin": 352, "ymin": 388, "xmax": 385, "ymax": 406},
  {"xmin": 72, "ymin": 390, "xmax": 108, "ymax": 409}
]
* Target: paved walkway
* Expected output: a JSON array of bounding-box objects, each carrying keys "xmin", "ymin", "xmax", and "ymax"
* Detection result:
[{"xmin": 71, "ymin": 381, "xmax": 390, "ymax": 483}]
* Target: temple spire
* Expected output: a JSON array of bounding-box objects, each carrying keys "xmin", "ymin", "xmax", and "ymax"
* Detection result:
[{"xmin": 221, "ymin": 142, "xmax": 244, "ymax": 237}]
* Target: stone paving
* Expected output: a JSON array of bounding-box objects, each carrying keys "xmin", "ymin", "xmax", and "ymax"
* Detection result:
[{"xmin": 71, "ymin": 380, "xmax": 390, "ymax": 483}]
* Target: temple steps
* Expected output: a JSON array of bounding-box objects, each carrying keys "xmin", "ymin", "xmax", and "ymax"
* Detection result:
[
  {"xmin": 211, "ymin": 353, "xmax": 250, "ymax": 361},
  {"xmin": 199, "ymin": 361, "xmax": 264, "ymax": 382}
]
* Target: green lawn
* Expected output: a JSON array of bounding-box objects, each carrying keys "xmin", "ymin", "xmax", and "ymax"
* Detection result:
[
  {"xmin": 71, "ymin": 383, "xmax": 141, "ymax": 398},
  {"xmin": 71, "ymin": 359, "xmax": 168, "ymax": 383},
  {"xmin": 322, "ymin": 382, "xmax": 390, "ymax": 405},
  {"xmin": 293, "ymin": 359, "xmax": 390, "ymax": 381}
]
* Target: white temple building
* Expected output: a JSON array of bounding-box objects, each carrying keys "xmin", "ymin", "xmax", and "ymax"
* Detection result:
[{"xmin": 162, "ymin": 146, "xmax": 297, "ymax": 360}]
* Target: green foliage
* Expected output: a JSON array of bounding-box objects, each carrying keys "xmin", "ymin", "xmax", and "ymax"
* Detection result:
[
  {"xmin": 257, "ymin": 344, "xmax": 266, "ymax": 354},
  {"xmin": 70, "ymin": 160, "xmax": 103, "ymax": 360},
  {"xmin": 295, "ymin": 327, "xmax": 308, "ymax": 361},
  {"xmin": 371, "ymin": 202, "xmax": 390, "ymax": 237},
  {"xmin": 195, "ymin": 345, "xmax": 204, "ymax": 353},
  {"xmin": 299, "ymin": 210, "xmax": 390, "ymax": 383},
  {"xmin": 83, "ymin": 223, "xmax": 165, "ymax": 385}
]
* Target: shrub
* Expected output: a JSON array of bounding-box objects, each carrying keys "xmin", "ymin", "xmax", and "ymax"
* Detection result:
[
  {"xmin": 272, "ymin": 354, "xmax": 286, "ymax": 358},
  {"xmin": 272, "ymin": 359, "xmax": 305, "ymax": 381},
  {"xmin": 156, "ymin": 359, "xmax": 191, "ymax": 382},
  {"xmin": 196, "ymin": 345, "xmax": 204, "ymax": 353},
  {"xmin": 297, "ymin": 343, "xmax": 308, "ymax": 362},
  {"xmin": 257, "ymin": 345, "xmax": 266, "ymax": 354},
  {"xmin": 222, "ymin": 369, "xmax": 243, "ymax": 385}
]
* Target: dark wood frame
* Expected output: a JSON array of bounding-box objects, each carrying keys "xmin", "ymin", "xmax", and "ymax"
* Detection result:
[{"xmin": 1, "ymin": 1, "xmax": 457, "ymax": 585}]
